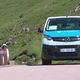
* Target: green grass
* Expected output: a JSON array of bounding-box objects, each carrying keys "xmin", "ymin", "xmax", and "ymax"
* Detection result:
[
  {"xmin": 0, "ymin": 0, "xmax": 80, "ymax": 64},
  {"xmin": 52, "ymin": 60, "xmax": 80, "ymax": 65}
]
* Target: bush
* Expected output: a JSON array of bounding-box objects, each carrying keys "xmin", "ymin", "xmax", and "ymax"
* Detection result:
[{"xmin": 15, "ymin": 50, "xmax": 38, "ymax": 65}]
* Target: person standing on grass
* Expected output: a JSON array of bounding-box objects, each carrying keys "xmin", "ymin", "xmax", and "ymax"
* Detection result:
[{"xmin": 1, "ymin": 44, "xmax": 10, "ymax": 65}]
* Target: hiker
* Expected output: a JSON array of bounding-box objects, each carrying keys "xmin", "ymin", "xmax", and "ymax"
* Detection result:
[{"xmin": 1, "ymin": 44, "xmax": 10, "ymax": 65}]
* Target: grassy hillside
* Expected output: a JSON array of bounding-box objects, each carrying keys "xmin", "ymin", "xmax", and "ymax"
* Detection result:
[{"xmin": 0, "ymin": 0, "xmax": 80, "ymax": 64}]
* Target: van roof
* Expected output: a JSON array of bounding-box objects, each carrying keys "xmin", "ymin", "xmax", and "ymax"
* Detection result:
[{"xmin": 47, "ymin": 16, "xmax": 80, "ymax": 19}]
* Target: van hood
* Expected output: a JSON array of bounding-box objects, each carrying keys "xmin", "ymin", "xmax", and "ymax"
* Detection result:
[{"xmin": 43, "ymin": 30, "xmax": 80, "ymax": 37}]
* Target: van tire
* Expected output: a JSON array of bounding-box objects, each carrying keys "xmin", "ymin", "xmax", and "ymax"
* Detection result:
[{"xmin": 42, "ymin": 58, "xmax": 51, "ymax": 65}]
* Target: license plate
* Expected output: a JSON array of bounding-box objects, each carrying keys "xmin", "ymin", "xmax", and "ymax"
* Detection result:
[{"xmin": 60, "ymin": 48, "xmax": 75, "ymax": 52}]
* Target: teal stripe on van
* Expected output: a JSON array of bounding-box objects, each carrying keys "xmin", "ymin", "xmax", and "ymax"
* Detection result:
[{"xmin": 43, "ymin": 30, "xmax": 80, "ymax": 37}]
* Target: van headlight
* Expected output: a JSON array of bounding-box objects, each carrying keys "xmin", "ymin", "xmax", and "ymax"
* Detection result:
[{"xmin": 43, "ymin": 35, "xmax": 53, "ymax": 40}]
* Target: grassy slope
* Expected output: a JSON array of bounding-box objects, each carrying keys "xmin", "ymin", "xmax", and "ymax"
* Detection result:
[{"xmin": 0, "ymin": 0, "xmax": 80, "ymax": 62}]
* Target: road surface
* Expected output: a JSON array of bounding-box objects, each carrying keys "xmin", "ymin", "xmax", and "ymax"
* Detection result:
[{"xmin": 0, "ymin": 65, "xmax": 80, "ymax": 80}]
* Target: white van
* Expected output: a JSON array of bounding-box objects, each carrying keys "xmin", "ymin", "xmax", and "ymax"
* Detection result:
[{"xmin": 38, "ymin": 16, "xmax": 80, "ymax": 65}]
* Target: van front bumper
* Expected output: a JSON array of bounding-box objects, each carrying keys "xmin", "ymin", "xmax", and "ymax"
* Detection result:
[{"xmin": 42, "ymin": 45, "xmax": 80, "ymax": 60}]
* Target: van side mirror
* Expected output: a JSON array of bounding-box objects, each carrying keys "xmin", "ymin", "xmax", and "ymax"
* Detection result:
[{"xmin": 38, "ymin": 27, "xmax": 43, "ymax": 33}]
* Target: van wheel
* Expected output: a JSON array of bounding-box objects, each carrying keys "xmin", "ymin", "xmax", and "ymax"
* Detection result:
[{"xmin": 42, "ymin": 58, "xmax": 51, "ymax": 65}]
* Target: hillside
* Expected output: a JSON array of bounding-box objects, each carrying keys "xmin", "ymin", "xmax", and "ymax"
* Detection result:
[{"xmin": 0, "ymin": 0, "xmax": 80, "ymax": 64}]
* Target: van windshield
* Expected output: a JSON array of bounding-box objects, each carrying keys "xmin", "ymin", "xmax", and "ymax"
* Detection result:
[{"xmin": 46, "ymin": 18, "xmax": 80, "ymax": 31}]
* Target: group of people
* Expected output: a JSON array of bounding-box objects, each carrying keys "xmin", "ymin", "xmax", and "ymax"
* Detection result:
[{"xmin": 0, "ymin": 44, "xmax": 9, "ymax": 65}]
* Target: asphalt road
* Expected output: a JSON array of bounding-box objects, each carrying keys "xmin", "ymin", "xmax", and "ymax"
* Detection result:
[{"xmin": 0, "ymin": 65, "xmax": 80, "ymax": 80}]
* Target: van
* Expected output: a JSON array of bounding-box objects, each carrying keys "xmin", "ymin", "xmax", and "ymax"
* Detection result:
[{"xmin": 38, "ymin": 16, "xmax": 80, "ymax": 65}]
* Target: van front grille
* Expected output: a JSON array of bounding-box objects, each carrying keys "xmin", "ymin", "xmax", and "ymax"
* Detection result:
[{"xmin": 52, "ymin": 37, "xmax": 80, "ymax": 42}]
